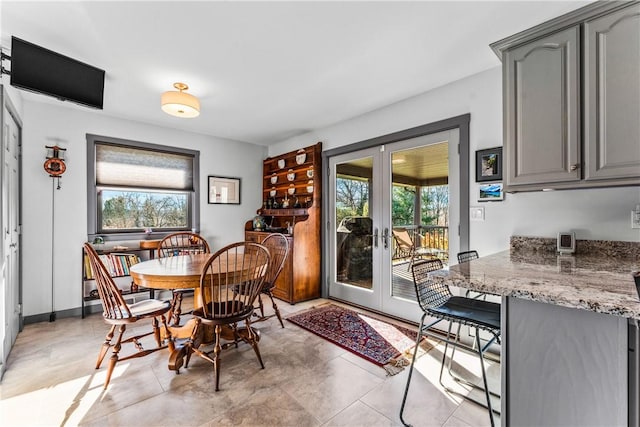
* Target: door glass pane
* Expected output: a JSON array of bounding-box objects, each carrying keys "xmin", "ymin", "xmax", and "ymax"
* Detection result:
[
  {"xmin": 335, "ymin": 157, "xmax": 373, "ymax": 289},
  {"xmin": 391, "ymin": 142, "xmax": 450, "ymax": 300}
]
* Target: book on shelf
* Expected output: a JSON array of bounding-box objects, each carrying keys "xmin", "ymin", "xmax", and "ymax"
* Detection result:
[{"xmin": 84, "ymin": 253, "xmax": 141, "ymax": 280}]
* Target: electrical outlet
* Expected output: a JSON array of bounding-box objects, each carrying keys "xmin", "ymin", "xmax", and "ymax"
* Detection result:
[{"xmin": 470, "ymin": 206, "xmax": 485, "ymax": 221}]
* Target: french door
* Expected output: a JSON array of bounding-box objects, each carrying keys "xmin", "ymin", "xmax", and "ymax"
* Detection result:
[{"xmin": 328, "ymin": 129, "xmax": 460, "ymax": 322}]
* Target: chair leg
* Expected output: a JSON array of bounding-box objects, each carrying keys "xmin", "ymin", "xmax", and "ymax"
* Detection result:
[
  {"xmin": 443, "ymin": 329, "xmax": 501, "ymax": 401},
  {"xmin": 476, "ymin": 328, "xmax": 495, "ymax": 427},
  {"xmin": 438, "ymin": 322, "xmax": 454, "ymax": 387},
  {"xmin": 96, "ymin": 325, "xmax": 116, "ymax": 369},
  {"xmin": 184, "ymin": 318, "xmax": 201, "ymax": 369},
  {"xmin": 246, "ymin": 319, "xmax": 265, "ymax": 369},
  {"xmin": 446, "ymin": 322, "xmax": 464, "ymax": 376},
  {"xmin": 257, "ymin": 293, "xmax": 265, "ymax": 318},
  {"xmin": 104, "ymin": 324, "xmax": 126, "ymax": 389},
  {"xmin": 407, "ymin": 253, "xmax": 414, "ymax": 271},
  {"xmin": 160, "ymin": 314, "xmax": 175, "ymax": 353},
  {"xmin": 267, "ymin": 291, "xmax": 285, "ymax": 328},
  {"xmin": 152, "ymin": 316, "xmax": 161, "ymax": 347},
  {"xmin": 214, "ymin": 324, "xmax": 222, "ymax": 391},
  {"xmin": 437, "ymin": 323, "xmax": 498, "ymax": 427},
  {"xmin": 399, "ymin": 313, "xmax": 427, "ymax": 427}
]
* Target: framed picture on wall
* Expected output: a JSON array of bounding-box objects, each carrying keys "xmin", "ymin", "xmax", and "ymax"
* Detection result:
[
  {"xmin": 208, "ymin": 176, "xmax": 241, "ymax": 204},
  {"xmin": 478, "ymin": 182, "xmax": 504, "ymax": 202},
  {"xmin": 476, "ymin": 147, "xmax": 503, "ymax": 182}
]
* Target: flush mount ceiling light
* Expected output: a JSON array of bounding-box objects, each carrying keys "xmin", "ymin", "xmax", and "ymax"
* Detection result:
[{"xmin": 161, "ymin": 82, "xmax": 200, "ymax": 118}]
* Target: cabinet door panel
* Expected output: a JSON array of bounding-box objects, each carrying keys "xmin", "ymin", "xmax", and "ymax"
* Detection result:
[
  {"xmin": 272, "ymin": 247, "xmax": 293, "ymax": 301},
  {"xmin": 504, "ymin": 26, "xmax": 581, "ymax": 187},
  {"xmin": 584, "ymin": 4, "xmax": 640, "ymax": 181}
]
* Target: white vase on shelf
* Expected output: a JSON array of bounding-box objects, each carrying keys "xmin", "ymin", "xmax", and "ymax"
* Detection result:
[{"xmin": 296, "ymin": 149, "xmax": 306, "ymax": 165}]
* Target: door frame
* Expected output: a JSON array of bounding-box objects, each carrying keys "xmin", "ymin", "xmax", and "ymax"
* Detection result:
[
  {"xmin": 321, "ymin": 114, "xmax": 471, "ymax": 302},
  {"xmin": 0, "ymin": 86, "xmax": 23, "ymax": 379}
]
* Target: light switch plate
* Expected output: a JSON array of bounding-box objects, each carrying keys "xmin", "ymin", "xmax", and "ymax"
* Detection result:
[
  {"xmin": 470, "ymin": 206, "xmax": 485, "ymax": 221},
  {"xmin": 632, "ymin": 210, "xmax": 640, "ymax": 229}
]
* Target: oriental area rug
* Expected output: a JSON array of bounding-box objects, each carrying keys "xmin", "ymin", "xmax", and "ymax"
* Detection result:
[{"xmin": 287, "ymin": 303, "xmax": 428, "ymax": 375}]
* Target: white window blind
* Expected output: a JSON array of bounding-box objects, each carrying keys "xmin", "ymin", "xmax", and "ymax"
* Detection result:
[{"xmin": 96, "ymin": 143, "xmax": 194, "ymax": 191}]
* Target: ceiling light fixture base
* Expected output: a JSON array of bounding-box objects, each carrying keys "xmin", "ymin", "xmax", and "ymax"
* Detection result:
[{"xmin": 161, "ymin": 82, "xmax": 200, "ymax": 118}]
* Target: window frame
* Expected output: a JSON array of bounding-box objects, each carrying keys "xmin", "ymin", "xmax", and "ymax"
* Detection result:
[{"xmin": 87, "ymin": 134, "xmax": 200, "ymax": 242}]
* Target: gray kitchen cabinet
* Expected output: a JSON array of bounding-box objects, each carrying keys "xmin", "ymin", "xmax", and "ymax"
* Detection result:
[
  {"xmin": 503, "ymin": 26, "xmax": 581, "ymax": 188},
  {"xmin": 493, "ymin": 1, "xmax": 640, "ymax": 192},
  {"xmin": 584, "ymin": 3, "xmax": 640, "ymax": 181}
]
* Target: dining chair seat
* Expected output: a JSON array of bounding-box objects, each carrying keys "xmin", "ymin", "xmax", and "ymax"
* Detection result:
[
  {"xmin": 193, "ymin": 300, "xmax": 253, "ymax": 324},
  {"xmin": 125, "ymin": 299, "xmax": 172, "ymax": 317}
]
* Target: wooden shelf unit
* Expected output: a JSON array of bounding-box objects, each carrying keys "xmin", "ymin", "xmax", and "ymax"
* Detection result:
[
  {"xmin": 81, "ymin": 243, "xmax": 158, "ymax": 318},
  {"xmin": 245, "ymin": 142, "xmax": 322, "ymax": 304}
]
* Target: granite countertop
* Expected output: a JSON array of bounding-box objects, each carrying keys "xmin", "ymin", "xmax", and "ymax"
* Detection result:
[{"xmin": 432, "ymin": 250, "xmax": 640, "ymax": 319}]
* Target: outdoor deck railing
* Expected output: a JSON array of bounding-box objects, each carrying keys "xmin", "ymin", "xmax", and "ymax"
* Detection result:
[{"xmin": 392, "ymin": 224, "xmax": 449, "ymax": 260}]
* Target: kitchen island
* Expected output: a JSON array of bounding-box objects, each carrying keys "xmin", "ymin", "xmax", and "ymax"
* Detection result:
[{"xmin": 433, "ymin": 238, "xmax": 640, "ymax": 427}]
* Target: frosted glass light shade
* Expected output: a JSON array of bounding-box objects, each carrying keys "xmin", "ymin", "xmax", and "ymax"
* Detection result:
[{"xmin": 161, "ymin": 83, "xmax": 200, "ymax": 118}]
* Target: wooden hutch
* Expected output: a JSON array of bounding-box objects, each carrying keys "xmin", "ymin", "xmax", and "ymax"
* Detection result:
[{"xmin": 244, "ymin": 142, "xmax": 321, "ymax": 303}]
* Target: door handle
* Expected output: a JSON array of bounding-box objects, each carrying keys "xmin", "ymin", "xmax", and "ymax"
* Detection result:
[
  {"xmin": 373, "ymin": 228, "xmax": 379, "ymax": 248},
  {"xmin": 382, "ymin": 228, "xmax": 389, "ymax": 249}
]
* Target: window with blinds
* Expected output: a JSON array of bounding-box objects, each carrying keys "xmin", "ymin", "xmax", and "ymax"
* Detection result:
[{"xmin": 87, "ymin": 134, "xmax": 200, "ymax": 239}]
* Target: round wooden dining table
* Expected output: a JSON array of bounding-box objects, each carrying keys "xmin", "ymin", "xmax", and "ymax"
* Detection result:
[
  {"xmin": 129, "ymin": 253, "xmax": 258, "ymax": 371},
  {"xmin": 131, "ymin": 253, "xmax": 214, "ymax": 291}
]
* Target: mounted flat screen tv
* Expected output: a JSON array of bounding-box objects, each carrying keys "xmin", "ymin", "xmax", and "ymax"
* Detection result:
[{"xmin": 10, "ymin": 36, "xmax": 105, "ymax": 109}]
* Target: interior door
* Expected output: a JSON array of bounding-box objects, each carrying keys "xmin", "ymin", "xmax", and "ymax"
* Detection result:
[
  {"xmin": 328, "ymin": 129, "xmax": 459, "ymax": 322},
  {"xmin": 2, "ymin": 101, "xmax": 21, "ymax": 371}
]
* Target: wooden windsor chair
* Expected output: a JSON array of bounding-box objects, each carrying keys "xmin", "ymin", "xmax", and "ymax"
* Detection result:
[
  {"xmin": 157, "ymin": 232, "xmax": 210, "ymax": 325},
  {"xmin": 186, "ymin": 241, "xmax": 271, "ymax": 391},
  {"xmin": 84, "ymin": 243, "xmax": 173, "ymax": 389},
  {"xmin": 253, "ymin": 233, "xmax": 290, "ymax": 328}
]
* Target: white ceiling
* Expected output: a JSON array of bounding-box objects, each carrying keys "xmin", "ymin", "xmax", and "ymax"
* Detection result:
[{"xmin": 2, "ymin": 1, "xmax": 591, "ymax": 146}]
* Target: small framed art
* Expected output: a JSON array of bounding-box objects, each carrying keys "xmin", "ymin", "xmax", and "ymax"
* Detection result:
[
  {"xmin": 478, "ymin": 183, "xmax": 504, "ymax": 202},
  {"xmin": 476, "ymin": 147, "xmax": 503, "ymax": 182},
  {"xmin": 208, "ymin": 176, "xmax": 241, "ymax": 204}
]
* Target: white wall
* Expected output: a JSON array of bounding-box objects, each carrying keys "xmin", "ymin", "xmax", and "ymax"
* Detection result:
[
  {"xmin": 20, "ymin": 100, "xmax": 266, "ymax": 317},
  {"xmin": 270, "ymin": 66, "xmax": 640, "ymax": 256},
  {"xmin": 13, "ymin": 65, "xmax": 640, "ymax": 317},
  {"xmin": 3, "ymin": 84, "xmax": 24, "ymax": 118}
]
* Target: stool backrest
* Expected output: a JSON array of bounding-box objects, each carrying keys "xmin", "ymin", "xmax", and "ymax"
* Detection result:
[{"xmin": 411, "ymin": 258, "xmax": 449, "ymax": 312}]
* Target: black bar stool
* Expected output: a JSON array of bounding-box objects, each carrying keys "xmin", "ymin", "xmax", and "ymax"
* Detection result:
[{"xmin": 399, "ymin": 258, "xmax": 501, "ymax": 427}]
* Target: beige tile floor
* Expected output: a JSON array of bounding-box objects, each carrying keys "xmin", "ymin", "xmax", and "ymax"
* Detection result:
[{"xmin": 0, "ymin": 297, "xmax": 500, "ymax": 426}]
